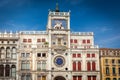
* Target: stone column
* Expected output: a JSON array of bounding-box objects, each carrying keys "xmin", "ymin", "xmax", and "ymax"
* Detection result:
[
  {"xmin": 4, "ymin": 46, "xmax": 6, "ymax": 59},
  {"xmin": 3, "ymin": 64, "xmax": 6, "ymax": 77},
  {"xmin": 10, "ymin": 64, "xmax": 12, "ymax": 77},
  {"xmin": 32, "ymin": 48, "xmax": 36, "ymax": 80}
]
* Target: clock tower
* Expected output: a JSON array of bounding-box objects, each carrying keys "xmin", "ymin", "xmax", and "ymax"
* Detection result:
[{"xmin": 47, "ymin": 3, "xmax": 71, "ymax": 80}]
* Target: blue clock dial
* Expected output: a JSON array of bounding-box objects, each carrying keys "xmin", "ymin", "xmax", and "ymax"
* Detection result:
[
  {"xmin": 56, "ymin": 58, "xmax": 63, "ymax": 65},
  {"xmin": 54, "ymin": 56, "xmax": 65, "ymax": 67}
]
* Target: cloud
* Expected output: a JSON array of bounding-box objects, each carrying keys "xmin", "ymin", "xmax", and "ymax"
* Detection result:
[
  {"xmin": 0, "ymin": 20, "xmax": 45, "ymax": 32},
  {"xmin": 99, "ymin": 27, "xmax": 112, "ymax": 32},
  {"xmin": 101, "ymin": 35, "xmax": 120, "ymax": 43},
  {"xmin": 97, "ymin": 34, "xmax": 120, "ymax": 48},
  {"xmin": 82, "ymin": 26, "xmax": 112, "ymax": 33},
  {"xmin": 0, "ymin": 21, "xmax": 27, "ymax": 32}
]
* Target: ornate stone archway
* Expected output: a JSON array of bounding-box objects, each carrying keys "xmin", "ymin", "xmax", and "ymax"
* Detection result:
[{"xmin": 54, "ymin": 76, "xmax": 66, "ymax": 80}]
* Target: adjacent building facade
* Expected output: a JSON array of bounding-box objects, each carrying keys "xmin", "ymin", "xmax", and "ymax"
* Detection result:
[
  {"xmin": 0, "ymin": 32, "xmax": 18, "ymax": 80},
  {"xmin": 0, "ymin": 4, "xmax": 100, "ymax": 80},
  {"xmin": 100, "ymin": 48, "xmax": 120, "ymax": 80}
]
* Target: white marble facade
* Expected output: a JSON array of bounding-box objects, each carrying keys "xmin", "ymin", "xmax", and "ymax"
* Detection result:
[{"xmin": 0, "ymin": 7, "xmax": 100, "ymax": 80}]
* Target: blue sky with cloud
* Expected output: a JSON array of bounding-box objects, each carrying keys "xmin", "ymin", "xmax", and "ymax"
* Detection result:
[{"xmin": 0, "ymin": 0, "xmax": 120, "ymax": 48}]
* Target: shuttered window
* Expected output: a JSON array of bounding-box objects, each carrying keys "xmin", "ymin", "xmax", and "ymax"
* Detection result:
[
  {"xmin": 73, "ymin": 54, "xmax": 76, "ymax": 58},
  {"xmin": 82, "ymin": 40, "xmax": 86, "ymax": 43},
  {"xmin": 88, "ymin": 76, "xmax": 91, "ymax": 80},
  {"xmin": 87, "ymin": 62, "xmax": 91, "ymax": 71},
  {"xmin": 73, "ymin": 62, "xmax": 76, "ymax": 71},
  {"xmin": 70, "ymin": 39, "xmax": 73, "ymax": 43},
  {"xmin": 78, "ymin": 76, "xmax": 82, "ymax": 80},
  {"xmin": 92, "ymin": 62, "xmax": 96, "ymax": 71},
  {"xmin": 73, "ymin": 76, "xmax": 77, "ymax": 80},
  {"xmin": 87, "ymin": 39, "xmax": 90, "ymax": 43},
  {"xmin": 78, "ymin": 61, "xmax": 81, "ymax": 71},
  {"xmin": 74, "ymin": 39, "xmax": 77, "ymax": 43},
  {"xmin": 93, "ymin": 76, "xmax": 96, "ymax": 80}
]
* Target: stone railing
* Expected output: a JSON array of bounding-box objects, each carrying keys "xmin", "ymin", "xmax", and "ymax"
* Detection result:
[
  {"xmin": 20, "ymin": 31, "xmax": 47, "ymax": 35},
  {"xmin": 0, "ymin": 32, "xmax": 19, "ymax": 38},
  {"xmin": 49, "ymin": 11, "xmax": 70, "ymax": 16},
  {"xmin": 71, "ymin": 45, "xmax": 99, "ymax": 49},
  {"xmin": 71, "ymin": 32, "xmax": 94, "ymax": 36}
]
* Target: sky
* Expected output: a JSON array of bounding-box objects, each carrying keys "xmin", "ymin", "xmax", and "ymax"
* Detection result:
[{"xmin": 0, "ymin": 0, "xmax": 120, "ymax": 48}]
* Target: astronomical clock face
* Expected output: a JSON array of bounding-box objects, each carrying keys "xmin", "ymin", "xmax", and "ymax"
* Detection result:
[
  {"xmin": 51, "ymin": 19, "xmax": 67, "ymax": 29},
  {"xmin": 54, "ymin": 56, "xmax": 65, "ymax": 67}
]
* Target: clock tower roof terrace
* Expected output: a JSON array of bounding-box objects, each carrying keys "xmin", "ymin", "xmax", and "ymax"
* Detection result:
[{"xmin": 49, "ymin": 11, "xmax": 70, "ymax": 17}]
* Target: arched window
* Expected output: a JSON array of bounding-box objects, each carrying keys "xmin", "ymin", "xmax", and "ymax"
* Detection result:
[
  {"xmin": 42, "ymin": 61, "xmax": 46, "ymax": 70},
  {"xmin": 6, "ymin": 47, "xmax": 11, "ymax": 58},
  {"xmin": 119, "ymin": 68, "xmax": 120, "ymax": 75},
  {"xmin": 112, "ymin": 67, "xmax": 116, "ymax": 74},
  {"xmin": 26, "ymin": 73, "xmax": 31, "ymax": 80},
  {"xmin": 12, "ymin": 47, "xmax": 16, "ymax": 59},
  {"xmin": 21, "ymin": 61, "xmax": 30, "ymax": 70},
  {"xmin": 78, "ymin": 76, "xmax": 82, "ymax": 80},
  {"xmin": 0, "ymin": 49, "xmax": 1, "ymax": 58},
  {"xmin": 1, "ymin": 47, "xmax": 5, "ymax": 58},
  {"xmin": 37, "ymin": 61, "xmax": 41, "ymax": 71},
  {"xmin": 5, "ymin": 65, "xmax": 10, "ymax": 77},
  {"xmin": 88, "ymin": 76, "xmax": 91, "ymax": 80},
  {"xmin": 21, "ymin": 73, "xmax": 26, "ymax": 80},
  {"xmin": 106, "ymin": 78, "xmax": 110, "ymax": 80},
  {"xmin": 113, "ymin": 78, "xmax": 117, "ymax": 80},
  {"xmin": 11, "ymin": 65, "xmax": 16, "ymax": 77},
  {"xmin": 42, "ymin": 76, "xmax": 46, "ymax": 80},
  {"xmin": 106, "ymin": 67, "xmax": 109, "ymax": 75},
  {"xmin": 78, "ymin": 61, "xmax": 81, "ymax": 71},
  {"xmin": 73, "ymin": 62, "xmax": 76, "ymax": 71},
  {"xmin": 0, "ymin": 65, "xmax": 4, "ymax": 76},
  {"xmin": 73, "ymin": 76, "xmax": 77, "ymax": 80},
  {"xmin": 92, "ymin": 62, "xmax": 96, "ymax": 71},
  {"xmin": 87, "ymin": 62, "xmax": 91, "ymax": 71},
  {"xmin": 93, "ymin": 76, "xmax": 96, "ymax": 80},
  {"xmin": 1, "ymin": 47, "xmax": 4, "ymax": 53},
  {"xmin": 12, "ymin": 47, "xmax": 16, "ymax": 53}
]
